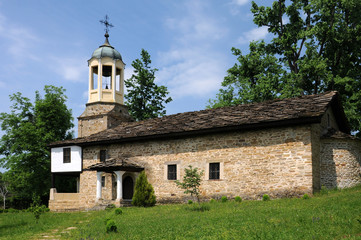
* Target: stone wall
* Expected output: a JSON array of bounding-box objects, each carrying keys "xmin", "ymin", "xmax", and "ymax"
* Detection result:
[
  {"xmin": 320, "ymin": 138, "xmax": 361, "ymax": 188},
  {"xmin": 78, "ymin": 102, "xmax": 132, "ymax": 137},
  {"xmin": 79, "ymin": 125, "xmax": 314, "ymax": 206}
]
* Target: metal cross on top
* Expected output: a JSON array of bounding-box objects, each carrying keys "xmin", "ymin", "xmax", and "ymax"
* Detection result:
[{"xmin": 100, "ymin": 15, "xmax": 114, "ymax": 34}]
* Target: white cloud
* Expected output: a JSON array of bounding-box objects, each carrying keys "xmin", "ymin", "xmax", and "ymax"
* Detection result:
[
  {"xmin": 52, "ymin": 57, "xmax": 88, "ymax": 82},
  {"xmin": 0, "ymin": 13, "xmax": 40, "ymax": 61},
  {"xmin": 238, "ymin": 26, "xmax": 269, "ymax": 44},
  {"xmin": 158, "ymin": 0, "xmax": 226, "ymax": 99},
  {"xmin": 232, "ymin": 0, "xmax": 249, "ymax": 6}
]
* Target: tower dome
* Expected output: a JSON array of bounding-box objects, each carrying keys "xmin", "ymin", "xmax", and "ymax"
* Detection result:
[{"xmin": 90, "ymin": 33, "xmax": 122, "ymax": 61}]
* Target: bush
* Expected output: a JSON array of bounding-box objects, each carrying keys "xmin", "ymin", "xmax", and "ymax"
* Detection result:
[
  {"xmin": 0, "ymin": 208, "xmax": 8, "ymax": 213},
  {"xmin": 7, "ymin": 208, "xmax": 19, "ymax": 213},
  {"xmin": 188, "ymin": 200, "xmax": 193, "ymax": 204},
  {"xmin": 262, "ymin": 194, "xmax": 270, "ymax": 201},
  {"xmin": 132, "ymin": 171, "xmax": 156, "ymax": 207},
  {"xmin": 114, "ymin": 208, "xmax": 123, "ymax": 215},
  {"xmin": 302, "ymin": 194, "xmax": 310, "ymax": 200},
  {"xmin": 106, "ymin": 219, "xmax": 117, "ymax": 233},
  {"xmin": 221, "ymin": 196, "xmax": 228, "ymax": 203},
  {"xmin": 106, "ymin": 204, "xmax": 116, "ymax": 210},
  {"xmin": 209, "ymin": 199, "xmax": 215, "ymax": 203},
  {"xmin": 234, "ymin": 196, "xmax": 242, "ymax": 203}
]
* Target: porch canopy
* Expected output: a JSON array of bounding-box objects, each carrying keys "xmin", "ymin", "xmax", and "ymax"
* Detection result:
[{"xmin": 86, "ymin": 158, "xmax": 144, "ymax": 200}]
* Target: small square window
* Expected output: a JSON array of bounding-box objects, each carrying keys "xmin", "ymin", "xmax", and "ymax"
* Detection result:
[
  {"xmin": 63, "ymin": 148, "xmax": 71, "ymax": 163},
  {"xmin": 100, "ymin": 150, "xmax": 107, "ymax": 162},
  {"xmin": 209, "ymin": 163, "xmax": 220, "ymax": 180},
  {"xmin": 101, "ymin": 176, "xmax": 105, "ymax": 187},
  {"xmin": 168, "ymin": 164, "xmax": 177, "ymax": 180}
]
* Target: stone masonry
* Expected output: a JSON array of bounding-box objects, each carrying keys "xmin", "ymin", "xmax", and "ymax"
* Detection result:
[{"xmin": 78, "ymin": 125, "xmax": 315, "ymax": 208}]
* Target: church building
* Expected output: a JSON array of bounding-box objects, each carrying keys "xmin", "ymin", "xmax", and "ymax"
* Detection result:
[{"xmin": 48, "ymin": 32, "xmax": 361, "ymax": 211}]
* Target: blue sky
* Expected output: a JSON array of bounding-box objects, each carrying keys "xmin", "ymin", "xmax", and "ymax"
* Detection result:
[{"xmin": 0, "ymin": 0, "xmax": 272, "ymax": 138}]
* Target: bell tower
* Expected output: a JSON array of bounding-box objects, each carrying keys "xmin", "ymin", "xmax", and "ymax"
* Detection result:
[{"xmin": 78, "ymin": 16, "xmax": 132, "ymax": 138}]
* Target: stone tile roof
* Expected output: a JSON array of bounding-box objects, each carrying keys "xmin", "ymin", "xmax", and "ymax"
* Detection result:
[
  {"xmin": 86, "ymin": 158, "xmax": 144, "ymax": 172},
  {"xmin": 321, "ymin": 128, "xmax": 359, "ymax": 141},
  {"xmin": 50, "ymin": 91, "xmax": 349, "ymax": 147}
]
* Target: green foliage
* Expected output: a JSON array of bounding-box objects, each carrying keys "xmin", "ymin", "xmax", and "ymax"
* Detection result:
[
  {"xmin": 132, "ymin": 171, "xmax": 156, "ymax": 207},
  {"xmin": 187, "ymin": 200, "xmax": 193, "ymax": 204},
  {"xmin": 114, "ymin": 208, "xmax": 123, "ymax": 215},
  {"xmin": 105, "ymin": 204, "xmax": 116, "ymax": 210},
  {"xmin": 125, "ymin": 49, "xmax": 172, "ymax": 121},
  {"xmin": 185, "ymin": 203, "xmax": 210, "ymax": 212},
  {"xmin": 262, "ymin": 194, "xmax": 270, "ymax": 201},
  {"xmin": 221, "ymin": 196, "xmax": 228, "ymax": 203},
  {"xmin": 209, "ymin": 0, "xmax": 361, "ymax": 135},
  {"xmin": 209, "ymin": 198, "xmax": 215, "ymax": 203},
  {"xmin": 28, "ymin": 195, "xmax": 47, "ymax": 223},
  {"xmin": 106, "ymin": 219, "xmax": 117, "ymax": 233},
  {"xmin": 0, "ymin": 85, "xmax": 73, "ymax": 204},
  {"xmin": 320, "ymin": 186, "xmax": 329, "ymax": 195},
  {"xmin": 175, "ymin": 165, "xmax": 204, "ymax": 203},
  {"xmin": 234, "ymin": 196, "xmax": 242, "ymax": 203},
  {"xmin": 303, "ymin": 194, "xmax": 310, "ymax": 200}
]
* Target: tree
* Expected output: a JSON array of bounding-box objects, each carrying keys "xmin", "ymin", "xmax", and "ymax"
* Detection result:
[
  {"xmin": 125, "ymin": 49, "xmax": 172, "ymax": 121},
  {"xmin": 0, "ymin": 85, "xmax": 73, "ymax": 205},
  {"xmin": 0, "ymin": 173, "xmax": 9, "ymax": 209},
  {"xmin": 132, "ymin": 171, "xmax": 156, "ymax": 207},
  {"xmin": 176, "ymin": 165, "xmax": 204, "ymax": 203},
  {"xmin": 209, "ymin": 0, "xmax": 361, "ymax": 135}
]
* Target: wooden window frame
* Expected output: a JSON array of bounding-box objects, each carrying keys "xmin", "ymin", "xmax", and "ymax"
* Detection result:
[
  {"xmin": 63, "ymin": 147, "xmax": 71, "ymax": 163},
  {"xmin": 167, "ymin": 164, "xmax": 177, "ymax": 180},
  {"xmin": 100, "ymin": 150, "xmax": 107, "ymax": 162},
  {"xmin": 209, "ymin": 162, "xmax": 220, "ymax": 180}
]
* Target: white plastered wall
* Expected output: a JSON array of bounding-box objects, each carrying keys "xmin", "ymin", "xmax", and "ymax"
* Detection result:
[{"xmin": 51, "ymin": 146, "xmax": 82, "ymax": 172}]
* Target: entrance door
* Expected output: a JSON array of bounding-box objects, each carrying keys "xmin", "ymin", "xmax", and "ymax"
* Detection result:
[
  {"xmin": 111, "ymin": 174, "xmax": 117, "ymax": 200},
  {"xmin": 122, "ymin": 176, "xmax": 134, "ymax": 200}
]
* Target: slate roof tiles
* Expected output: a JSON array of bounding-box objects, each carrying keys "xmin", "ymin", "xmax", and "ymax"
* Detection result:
[{"xmin": 50, "ymin": 91, "xmax": 349, "ymax": 147}]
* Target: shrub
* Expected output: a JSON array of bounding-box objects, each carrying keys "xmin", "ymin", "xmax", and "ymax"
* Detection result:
[
  {"xmin": 132, "ymin": 171, "xmax": 156, "ymax": 207},
  {"xmin": 114, "ymin": 208, "xmax": 123, "ymax": 215},
  {"xmin": 234, "ymin": 196, "xmax": 242, "ymax": 203},
  {"xmin": 262, "ymin": 194, "xmax": 270, "ymax": 201},
  {"xmin": 209, "ymin": 199, "xmax": 215, "ymax": 203},
  {"xmin": 106, "ymin": 219, "xmax": 117, "ymax": 233},
  {"xmin": 176, "ymin": 165, "xmax": 204, "ymax": 203},
  {"xmin": 302, "ymin": 194, "xmax": 310, "ymax": 200},
  {"xmin": 7, "ymin": 208, "xmax": 19, "ymax": 213},
  {"xmin": 188, "ymin": 200, "xmax": 193, "ymax": 204},
  {"xmin": 221, "ymin": 196, "xmax": 228, "ymax": 203},
  {"xmin": 106, "ymin": 204, "xmax": 116, "ymax": 210}
]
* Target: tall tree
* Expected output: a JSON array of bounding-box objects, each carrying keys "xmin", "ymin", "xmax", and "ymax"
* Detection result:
[
  {"xmin": 0, "ymin": 85, "xmax": 73, "ymax": 205},
  {"xmin": 209, "ymin": 0, "xmax": 361, "ymax": 135},
  {"xmin": 125, "ymin": 49, "xmax": 172, "ymax": 121}
]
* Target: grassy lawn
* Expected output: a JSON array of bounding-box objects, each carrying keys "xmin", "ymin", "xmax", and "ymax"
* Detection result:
[{"xmin": 1, "ymin": 186, "xmax": 361, "ymax": 239}]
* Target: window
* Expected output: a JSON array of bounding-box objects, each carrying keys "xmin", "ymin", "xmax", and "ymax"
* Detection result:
[
  {"xmin": 209, "ymin": 163, "xmax": 220, "ymax": 180},
  {"xmin": 167, "ymin": 164, "xmax": 177, "ymax": 180},
  {"xmin": 100, "ymin": 150, "xmax": 107, "ymax": 162},
  {"xmin": 101, "ymin": 176, "xmax": 105, "ymax": 187},
  {"xmin": 63, "ymin": 148, "xmax": 71, "ymax": 163}
]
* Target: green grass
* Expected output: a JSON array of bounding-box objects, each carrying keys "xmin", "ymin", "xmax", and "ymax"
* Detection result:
[{"xmin": 1, "ymin": 186, "xmax": 361, "ymax": 239}]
